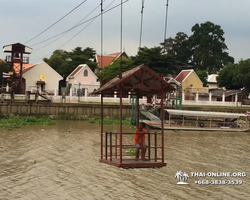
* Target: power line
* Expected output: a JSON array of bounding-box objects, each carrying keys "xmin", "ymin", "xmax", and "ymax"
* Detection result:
[
  {"xmin": 139, "ymin": 0, "xmax": 145, "ymax": 48},
  {"xmin": 34, "ymin": 0, "xmax": 108, "ymax": 52},
  {"xmin": 30, "ymin": 0, "xmax": 129, "ymax": 47},
  {"xmin": 25, "ymin": 0, "xmax": 88, "ymax": 44},
  {"xmin": 58, "ymin": 0, "xmax": 116, "ymax": 49},
  {"xmin": 32, "ymin": 0, "xmax": 126, "ymax": 61}
]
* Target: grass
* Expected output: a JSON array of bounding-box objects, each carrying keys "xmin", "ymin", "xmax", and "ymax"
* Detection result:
[
  {"xmin": 127, "ymin": 148, "xmax": 136, "ymax": 155},
  {"xmin": 0, "ymin": 115, "xmax": 56, "ymax": 129},
  {"xmin": 0, "ymin": 112, "xmax": 133, "ymax": 127},
  {"xmin": 88, "ymin": 117, "xmax": 131, "ymax": 125}
]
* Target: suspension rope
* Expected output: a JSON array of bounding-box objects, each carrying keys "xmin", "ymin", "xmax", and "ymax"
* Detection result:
[
  {"xmin": 120, "ymin": 0, "xmax": 123, "ymax": 79},
  {"xmin": 139, "ymin": 0, "xmax": 145, "ymax": 49},
  {"xmin": 164, "ymin": 0, "xmax": 169, "ymax": 45}
]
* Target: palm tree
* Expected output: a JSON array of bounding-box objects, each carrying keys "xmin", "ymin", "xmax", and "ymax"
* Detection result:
[
  {"xmin": 183, "ymin": 172, "xmax": 189, "ymax": 182},
  {"xmin": 175, "ymin": 170, "xmax": 183, "ymax": 182}
]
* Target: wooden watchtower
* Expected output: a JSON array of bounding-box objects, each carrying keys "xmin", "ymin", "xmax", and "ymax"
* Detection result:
[
  {"xmin": 3, "ymin": 43, "xmax": 32, "ymax": 94},
  {"xmin": 93, "ymin": 64, "xmax": 174, "ymax": 168}
]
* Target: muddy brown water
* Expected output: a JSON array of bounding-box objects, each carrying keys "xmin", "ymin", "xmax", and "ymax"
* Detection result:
[{"xmin": 0, "ymin": 121, "xmax": 249, "ymax": 200}]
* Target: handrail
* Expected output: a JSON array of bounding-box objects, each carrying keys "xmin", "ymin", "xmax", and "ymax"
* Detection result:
[
  {"xmin": 103, "ymin": 131, "xmax": 161, "ymax": 162},
  {"xmin": 104, "ymin": 132, "xmax": 159, "ymax": 135}
]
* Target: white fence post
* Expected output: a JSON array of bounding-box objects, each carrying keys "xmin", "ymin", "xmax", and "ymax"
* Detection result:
[
  {"xmin": 222, "ymin": 92, "xmax": 225, "ymax": 104},
  {"xmin": 235, "ymin": 93, "xmax": 238, "ymax": 106},
  {"xmin": 182, "ymin": 91, "xmax": 185, "ymax": 103},
  {"xmin": 70, "ymin": 88, "xmax": 72, "ymax": 97},
  {"xmin": 85, "ymin": 88, "xmax": 88, "ymax": 97},
  {"xmin": 209, "ymin": 92, "xmax": 212, "ymax": 102},
  {"xmin": 128, "ymin": 92, "xmax": 131, "ymax": 104},
  {"xmin": 114, "ymin": 91, "xmax": 117, "ymax": 103},
  {"xmin": 195, "ymin": 92, "xmax": 199, "ymax": 103},
  {"xmin": 54, "ymin": 88, "xmax": 57, "ymax": 96},
  {"xmin": 6, "ymin": 84, "xmax": 9, "ymax": 93}
]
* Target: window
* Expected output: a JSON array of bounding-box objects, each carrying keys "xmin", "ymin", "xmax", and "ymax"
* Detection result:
[{"xmin": 84, "ymin": 69, "xmax": 88, "ymax": 77}]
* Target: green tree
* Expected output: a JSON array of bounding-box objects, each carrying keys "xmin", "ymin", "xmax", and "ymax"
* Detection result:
[
  {"xmin": 234, "ymin": 59, "xmax": 250, "ymax": 92},
  {"xmin": 217, "ymin": 63, "xmax": 243, "ymax": 89},
  {"xmin": 196, "ymin": 70, "xmax": 208, "ymax": 87},
  {"xmin": 43, "ymin": 49, "xmax": 70, "ymax": 77},
  {"xmin": 189, "ymin": 21, "xmax": 234, "ymax": 74},
  {"xmin": 131, "ymin": 46, "xmax": 176, "ymax": 75},
  {"xmin": 98, "ymin": 57, "xmax": 135, "ymax": 84},
  {"xmin": 161, "ymin": 32, "xmax": 191, "ymax": 64},
  {"xmin": 68, "ymin": 47, "xmax": 97, "ymax": 72},
  {"xmin": 0, "ymin": 61, "xmax": 11, "ymax": 87},
  {"xmin": 43, "ymin": 47, "xmax": 97, "ymax": 77}
]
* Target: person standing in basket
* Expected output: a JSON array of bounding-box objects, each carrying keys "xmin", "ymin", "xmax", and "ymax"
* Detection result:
[{"xmin": 133, "ymin": 122, "xmax": 147, "ymax": 161}]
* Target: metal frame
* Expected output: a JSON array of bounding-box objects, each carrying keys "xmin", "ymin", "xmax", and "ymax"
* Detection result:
[
  {"xmin": 96, "ymin": 65, "xmax": 173, "ymax": 168},
  {"xmin": 100, "ymin": 132, "xmax": 166, "ymax": 168}
]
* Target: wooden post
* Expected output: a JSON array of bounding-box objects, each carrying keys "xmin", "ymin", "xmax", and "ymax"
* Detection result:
[
  {"xmin": 161, "ymin": 88, "xmax": 164, "ymax": 164},
  {"xmin": 101, "ymin": 94, "xmax": 103, "ymax": 159},
  {"xmin": 119, "ymin": 86, "xmax": 123, "ymax": 165}
]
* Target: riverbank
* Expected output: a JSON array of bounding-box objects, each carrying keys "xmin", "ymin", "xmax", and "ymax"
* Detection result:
[
  {"xmin": 0, "ymin": 114, "xmax": 55, "ymax": 129},
  {"xmin": 1, "ymin": 102, "xmax": 249, "ymax": 129},
  {"xmin": 0, "ymin": 113, "xmax": 131, "ymax": 129}
]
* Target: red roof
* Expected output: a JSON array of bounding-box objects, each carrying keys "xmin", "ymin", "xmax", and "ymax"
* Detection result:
[
  {"xmin": 68, "ymin": 65, "xmax": 83, "ymax": 77},
  {"xmin": 13, "ymin": 63, "xmax": 35, "ymax": 72},
  {"xmin": 175, "ymin": 70, "xmax": 192, "ymax": 82},
  {"xmin": 96, "ymin": 52, "xmax": 121, "ymax": 69},
  {"xmin": 16, "ymin": 64, "xmax": 37, "ymax": 77},
  {"xmin": 22, "ymin": 65, "xmax": 36, "ymax": 74}
]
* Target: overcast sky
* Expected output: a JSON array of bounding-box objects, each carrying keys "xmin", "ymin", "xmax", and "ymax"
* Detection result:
[{"xmin": 0, "ymin": 0, "xmax": 249, "ymax": 64}]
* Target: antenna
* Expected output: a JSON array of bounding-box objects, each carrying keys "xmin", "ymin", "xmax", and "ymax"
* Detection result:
[
  {"xmin": 164, "ymin": 0, "xmax": 169, "ymax": 46},
  {"xmin": 139, "ymin": 0, "xmax": 145, "ymax": 48}
]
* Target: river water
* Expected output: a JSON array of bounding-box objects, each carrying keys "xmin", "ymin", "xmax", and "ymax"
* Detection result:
[{"xmin": 0, "ymin": 121, "xmax": 249, "ymax": 200}]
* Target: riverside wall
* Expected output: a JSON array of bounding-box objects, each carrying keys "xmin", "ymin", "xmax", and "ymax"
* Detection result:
[
  {"xmin": 0, "ymin": 102, "xmax": 249, "ymax": 117},
  {"xmin": 0, "ymin": 102, "xmax": 132, "ymax": 117}
]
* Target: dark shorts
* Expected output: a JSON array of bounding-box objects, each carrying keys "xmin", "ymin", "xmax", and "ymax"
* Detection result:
[{"xmin": 134, "ymin": 142, "xmax": 146, "ymax": 148}]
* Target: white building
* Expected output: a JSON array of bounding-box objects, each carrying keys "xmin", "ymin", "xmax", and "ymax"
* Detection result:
[
  {"xmin": 207, "ymin": 74, "xmax": 218, "ymax": 89},
  {"xmin": 22, "ymin": 61, "xmax": 63, "ymax": 93},
  {"xmin": 67, "ymin": 64, "xmax": 100, "ymax": 96}
]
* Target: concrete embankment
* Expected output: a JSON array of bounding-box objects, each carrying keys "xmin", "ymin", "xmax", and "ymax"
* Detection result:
[
  {"xmin": 0, "ymin": 102, "xmax": 131, "ymax": 117},
  {"xmin": 0, "ymin": 102, "xmax": 248, "ymax": 117}
]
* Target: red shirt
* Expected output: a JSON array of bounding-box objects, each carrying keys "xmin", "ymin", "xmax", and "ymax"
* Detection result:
[{"xmin": 133, "ymin": 129, "xmax": 147, "ymax": 144}]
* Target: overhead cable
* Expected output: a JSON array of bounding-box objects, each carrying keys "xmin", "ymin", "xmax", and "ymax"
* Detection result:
[
  {"xmin": 139, "ymin": 0, "xmax": 145, "ymax": 48},
  {"xmin": 30, "ymin": 0, "xmax": 129, "ymax": 47},
  {"xmin": 25, "ymin": 0, "xmax": 88, "ymax": 44},
  {"xmin": 58, "ymin": 0, "xmax": 116, "ymax": 49},
  {"xmin": 34, "ymin": 0, "xmax": 109, "ymax": 51}
]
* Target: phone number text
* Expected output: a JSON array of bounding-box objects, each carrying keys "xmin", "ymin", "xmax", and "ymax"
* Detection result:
[{"xmin": 195, "ymin": 180, "xmax": 243, "ymax": 185}]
